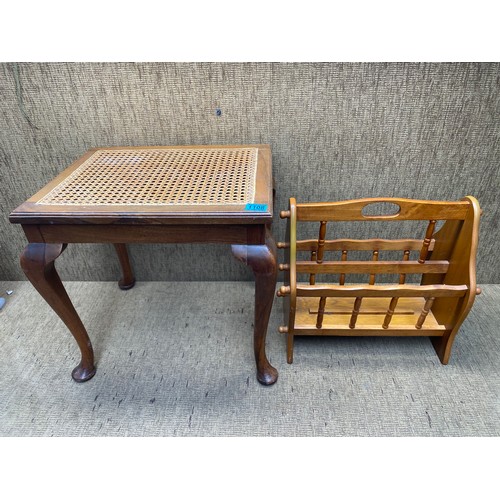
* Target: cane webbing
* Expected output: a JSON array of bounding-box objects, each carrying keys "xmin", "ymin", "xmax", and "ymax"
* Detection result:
[{"xmin": 38, "ymin": 148, "xmax": 258, "ymax": 206}]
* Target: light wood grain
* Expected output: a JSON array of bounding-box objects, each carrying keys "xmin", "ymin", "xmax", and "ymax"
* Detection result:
[{"xmin": 277, "ymin": 196, "xmax": 481, "ymax": 364}]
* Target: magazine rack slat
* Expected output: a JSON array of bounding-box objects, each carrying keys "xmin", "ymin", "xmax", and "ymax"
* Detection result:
[{"xmin": 277, "ymin": 197, "xmax": 481, "ymax": 364}]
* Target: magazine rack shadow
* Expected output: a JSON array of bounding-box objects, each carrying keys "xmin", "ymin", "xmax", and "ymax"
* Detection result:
[{"xmin": 277, "ymin": 196, "xmax": 481, "ymax": 364}]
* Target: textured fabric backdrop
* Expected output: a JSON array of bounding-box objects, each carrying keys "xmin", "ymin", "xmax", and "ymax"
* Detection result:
[{"xmin": 1, "ymin": 63, "xmax": 499, "ymax": 281}]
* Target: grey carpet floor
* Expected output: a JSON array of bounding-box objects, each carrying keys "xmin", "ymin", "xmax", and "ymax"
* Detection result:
[{"xmin": 0, "ymin": 281, "xmax": 498, "ymax": 436}]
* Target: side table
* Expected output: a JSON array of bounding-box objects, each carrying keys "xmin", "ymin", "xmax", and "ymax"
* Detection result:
[{"xmin": 9, "ymin": 145, "xmax": 278, "ymax": 385}]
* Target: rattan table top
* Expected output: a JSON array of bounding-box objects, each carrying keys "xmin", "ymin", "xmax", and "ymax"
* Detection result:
[
  {"xmin": 10, "ymin": 145, "xmax": 273, "ymax": 224},
  {"xmin": 39, "ymin": 147, "xmax": 258, "ymax": 206}
]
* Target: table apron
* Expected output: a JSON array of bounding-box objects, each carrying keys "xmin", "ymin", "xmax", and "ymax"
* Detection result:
[{"xmin": 23, "ymin": 223, "xmax": 267, "ymax": 245}]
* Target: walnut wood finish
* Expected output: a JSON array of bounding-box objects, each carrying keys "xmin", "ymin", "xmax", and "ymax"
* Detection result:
[
  {"xmin": 20, "ymin": 243, "xmax": 96, "ymax": 382},
  {"xmin": 10, "ymin": 145, "xmax": 278, "ymax": 385},
  {"xmin": 114, "ymin": 244, "xmax": 136, "ymax": 290},
  {"xmin": 10, "ymin": 145, "xmax": 274, "ymax": 225},
  {"xmin": 232, "ymin": 227, "xmax": 278, "ymax": 385},
  {"xmin": 278, "ymin": 196, "xmax": 481, "ymax": 364}
]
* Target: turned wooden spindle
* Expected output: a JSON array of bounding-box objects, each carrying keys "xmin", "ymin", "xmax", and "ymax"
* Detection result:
[
  {"xmin": 349, "ymin": 297, "xmax": 363, "ymax": 329},
  {"xmin": 280, "ymin": 210, "xmax": 291, "ymax": 219},
  {"xmin": 278, "ymin": 326, "xmax": 289, "ymax": 333},
  {"xmin": 383, "ymin": 249, "xmax": 411, "ymax": 329},
  {"xmin": 339, "ymin": 250, "xmax": 348, "ymax": 285},
  {"xmin": 415, "ymin": 297, "xmax": 435, "ymax": 329},
  {"xmin": 277, "ymin": 285, "xmax": 291, "ymax": 297},
  {"xmin": 316, "ymin": 297, "xmax": 327, "ymax": 329},
  {"xmin": 317, "ymin": 222, "xmax": 327, "ymax": 262},
  {"xmin": 309, "ymin": 250, "xmax": 317, "ymax": 285},
  {"xmin": 277, "ymin": 241, "xmax": 290, "ymax": 249},
  {"xmin": 419, "ymin": 220, "xmax": 436, "ymax": 263},
  {"xmin": 399, "ymin": 249, "xmax": 410, "ymax": 284},
  {"xmin": 310, "ymin": 222, "xmax": 326, "ymax": 286},
  {"xmin": 382, "ymin": 297, "xmax": 398, "ymax": 329},
  {"xmin": 315, "ymin": 222, "xmax": 328, "ymax": 326},
  {"xmin": 279, "ymin": 263, "xmax": 290, "ymax": 271},
  {"xmin": 369, "ymin": 250, "xmax": 379, "ymax": 285}
]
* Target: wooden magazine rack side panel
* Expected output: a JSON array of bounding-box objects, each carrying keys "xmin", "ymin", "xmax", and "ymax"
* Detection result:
[
  {"xmin": 277, "ymin": 196, "xmax": 481, "ymax": 364},
  {"xmin": 422, "ymin": 196, "xmax": 481, "ymax": 363}
]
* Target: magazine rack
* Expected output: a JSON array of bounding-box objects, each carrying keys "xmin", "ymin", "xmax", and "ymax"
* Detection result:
[{"xmin": 277, "ymin": 197, "xmax": 481, "ymax": 364}]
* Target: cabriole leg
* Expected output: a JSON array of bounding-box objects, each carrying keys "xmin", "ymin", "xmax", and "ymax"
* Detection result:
[
  {"xmin": 232, "ymin": 229, "xmax": 278, "ymax": 385},
  {"xmin": 287, "ymin": 333, "xmax": 294, "ymax": 364},
  {"xmin": 114, "ymin": 243, "xmax": 136, "ymax": 290},
  {"xmin": 20, "ymin": 243, "xmax": 96, "ymax": 382}
]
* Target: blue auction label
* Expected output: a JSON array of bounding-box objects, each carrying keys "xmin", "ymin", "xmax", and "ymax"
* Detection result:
[{"xmin": 245, "ymin": 203, "xmax": 268, "ymax": 212}]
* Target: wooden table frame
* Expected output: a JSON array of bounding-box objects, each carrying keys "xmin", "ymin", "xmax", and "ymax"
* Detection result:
[{"xmin": 10, "ymin": 145, "xmax": 278, "ymax": 385}]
